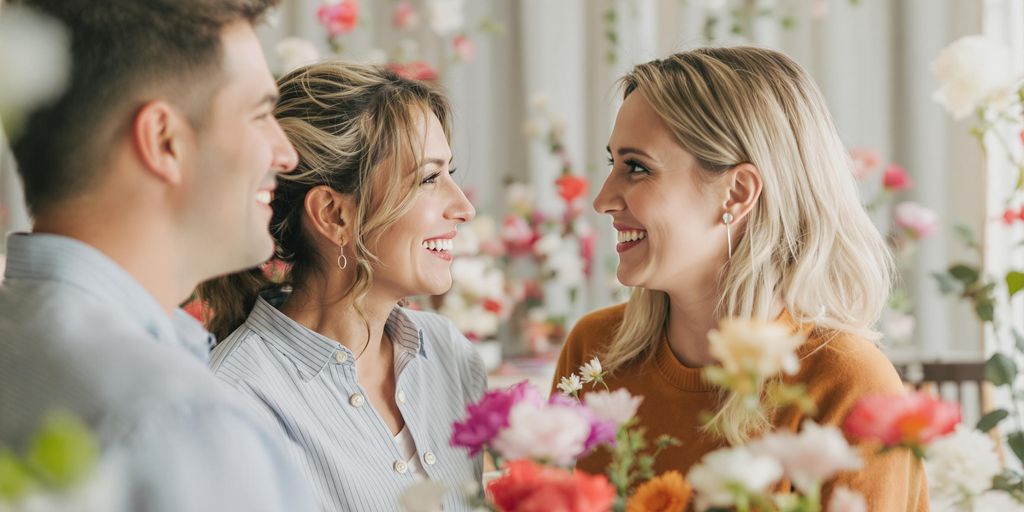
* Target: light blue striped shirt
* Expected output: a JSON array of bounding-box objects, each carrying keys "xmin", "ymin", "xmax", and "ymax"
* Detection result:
[
  {"xmin": 0, "ymin": 233, "xmax": 317, "ymax": 512},
  {"xmin": 210, "ymin": 292, "xmax": 487, "ymax": 511}
]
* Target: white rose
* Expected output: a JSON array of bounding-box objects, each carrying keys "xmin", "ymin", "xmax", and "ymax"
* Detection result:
[
  {"xmin": 926, "ymin": 426, "xmax": 1002, "ymax": 508},
  {"xmin": 276, "ymin": 37, "xmax": 319, "ymax": 74},
  {"xmin": 688, "ymin": 446, "xmax": 783, "ymax": 510},
  {"xmin": 748, "ymin": 420, "xmax": 862, "ymax": 494},
  {"xmin": 425, "ymin": 0, "xmax": 464, "ymax": 36},
  {"xmin": 932, "ymin": 36, "xmax": 1017, "ymax": 119},
  {"xmin": 971, "ymin": 491, "xmax": 1024, "ymax": 511},
  {"xmin": 533, "ymin": 232, "xmax": 563, "ymax": 256},
  {"xmin": 583, "ymin": 388, "xmax": 643, "ymax": 427},
  {"xmin": 546, "ymin": 249, "xmax": 584, "ymax": 287}
]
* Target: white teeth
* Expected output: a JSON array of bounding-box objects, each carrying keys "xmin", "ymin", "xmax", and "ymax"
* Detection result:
[
  {"xmin": 421, "ymin": 239, "xmax": 453, "ymax": 252},
  {"xmin": 256, "ymin": 190, "xmax": 272, "ymax": 205},
  {"xmin": 617, "ymin": 230, "xmax": 647, "ymax": 243}
]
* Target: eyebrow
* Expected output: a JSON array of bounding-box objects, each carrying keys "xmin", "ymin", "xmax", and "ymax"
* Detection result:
[
  {"xmin": 420, "ymin": 157, "xmax": 455, "ymax": 167},
  {"xmin": 254, "ymin": 92, "xmax": 279, "ymax": 109},
  {"xmin": 606, "ymin": 145, "xmax": 655, "ymax": 159}
]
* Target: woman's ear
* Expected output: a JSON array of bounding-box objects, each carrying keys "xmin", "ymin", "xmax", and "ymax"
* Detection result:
[
  {"xmin": 303, "ymin": 185, "xmax": 356, "ymax": 245},
  {"xmin": 722, "ymin": 163, "xmax": 763, "ymax": 223}
]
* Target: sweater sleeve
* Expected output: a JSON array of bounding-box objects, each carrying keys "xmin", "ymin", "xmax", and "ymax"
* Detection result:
[{"xmin": 800, "ymin": 337, "xmax": 930, "ymax": 512}]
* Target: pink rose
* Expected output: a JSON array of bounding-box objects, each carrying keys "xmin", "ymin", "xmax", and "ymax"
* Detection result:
[
  {"xmin": 893, "ymin": 201, "xmax": 940, "ymax": 239},
  {"xmin": 882, "ymin": 164, "xmax": 911, "ymax": 191},
  {"xmin": 452, "ymin": 35, "xmax": 475, "ymax": 62},
  {"xmin": 392, "ymin": 1, "xmax": 418, "ymax": 31},
  {"xmin": 843, "ymin": 391, "xmax": 960, "ymax": 453},
  {"xmin": 317, "ymin": 0, "xmax": 359, "ymax": 37},
  {"xmin": 488, "ymin": 460, "xmax": 616, "ymax": 512}
]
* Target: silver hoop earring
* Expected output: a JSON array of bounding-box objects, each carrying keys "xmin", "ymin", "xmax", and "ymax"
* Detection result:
[{"xmin": 722, "ymin": 212, "xmax": 734, "ymax": 260}]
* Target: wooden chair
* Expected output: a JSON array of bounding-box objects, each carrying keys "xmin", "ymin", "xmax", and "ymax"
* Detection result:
[{"xmin": 896, "ymin": 361, "xmax": 1003, "ymax": 461}]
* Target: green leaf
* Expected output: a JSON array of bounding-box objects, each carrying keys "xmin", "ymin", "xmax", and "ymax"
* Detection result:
[
  {"xmin": 0, "ymin": 450, "xmax": 35, "ymax": 502},
  {"xmin": 25, "ymin": 411, "xmax": 98, "ymax": 489},
  {"xmin": 953, "ymin": 224, "xmax": 978, "ymax": 249},
  {"xmin": 933, "ymin": 272, "xmax": 960, "ymax": 294},
  {"xmin": 1009, "ymin": 432, "xmax": 1024, "ymax": 468},
  {"xmin": 1009, "ymin": 271, "xmax": 1024, "ymax": 298},
  {"xmin": 978, "ymin": 409, "xmax": 1010, "ymax": 432},
  {"xmin": 950, "ymin": 264, "xmax": 980, "ymax": 284},
  {"xmin": 976, "ymin": 302, "xmax": 995, "ymax": 322},
  {"xmin": 986, "ymin": 353, "xmax": 1018, "ymax": 386}
]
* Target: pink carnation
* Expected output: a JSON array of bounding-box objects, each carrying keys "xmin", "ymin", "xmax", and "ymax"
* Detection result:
[
  {"xmin": 849, "ymin": 147, "xmax": 881, "ymax": 181},
  {"xmin": 843, "ymin": 391, "xmax": 960, "ymax": 452},
  {"xmin": 451, "ymin": 381, "xmax": 540, "ymax": 456}
]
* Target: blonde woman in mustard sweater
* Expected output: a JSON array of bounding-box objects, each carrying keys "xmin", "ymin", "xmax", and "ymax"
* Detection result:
[{"xmin": 552, "ymin": 47, "xmax": 928, "ymax": 511}]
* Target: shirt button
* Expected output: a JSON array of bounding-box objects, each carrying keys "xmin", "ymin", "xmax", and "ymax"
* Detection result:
[
  {"xmin": 348, "ymin": 393, "xmax": 365, "ymax": 408},
  {"xmin": 335, "ymin": 351, "xmax": 348, "ymax": 364},
  {"xmin": 393, "ymin": 460, "xmax": 408, "ymax": 474},
  {"xmin": 397, "ymin": 390, "xmax": 407, "ymax": 404},
  {"xmin": 423, "ymin": 451, "xmax": 436, "ymax": 465}
]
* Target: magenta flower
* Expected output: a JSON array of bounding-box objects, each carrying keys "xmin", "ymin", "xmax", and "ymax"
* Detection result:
[{"xmin": 451, "ymin": 381, "xmax": 540, "ymax": 456}]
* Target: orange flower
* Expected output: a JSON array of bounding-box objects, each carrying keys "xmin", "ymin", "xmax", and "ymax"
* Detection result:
[
  {"xmin": 488, "ymin": 459, "xmax": 616, "ymax": 512},
  {"xmin": 625, "ymin": 471, "xmax": 692, "ymax": 512}
]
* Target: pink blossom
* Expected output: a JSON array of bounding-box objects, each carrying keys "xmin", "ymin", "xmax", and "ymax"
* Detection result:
[
  {"xmin": 548, "ymin": 394, "xmax": 617, "ymax": 455},
  {"xmin": 392, "ymin": 1, "xmax": 418, "ymax": 31},
  {"xmin": 747, "ymin": 421, "xmax": 861, "ymax": 494},
  {"xmin": 849, "ymin": 147, "xmax": 881, "ymax": 180},
  {"xmin": 894, "ymin": 201, "xmax": 940, "ymax": 239},
  {"xmin": 882, "ymin": 164, "xmax": 911, "ymax": 191},
  {"xmin": 810, "ymin": 0, "xmax": 829, "ymax": 18},
  {"xmin": 843, "ymin": 391, "xmax": 960, "ymax": 452},
  {"xmin": 492, "ymin": 400, "xmax": 590, "ymax": 466},
  {"xmin": 450, "ymin": 381, "xmax": 541, "ymax": 456},
  {"xmin": 452, "ymin": 35, "xmax": 475, "ymax": 62},
  {"xmin": 501, "ymin": 214, "xmax": 537, "ymax": 253},
  {"xmin": 317, "ymin": 0, "xmax": 359, "ymax": 37}
]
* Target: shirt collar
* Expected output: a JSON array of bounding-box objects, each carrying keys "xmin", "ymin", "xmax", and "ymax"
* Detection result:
[
  {"xmin": 3, "ymin": 233, "xmax": 214, "ymax": 360},
  {"xmin": 247, "ymin": 290, "xmax": 426, "ymax": 381}
]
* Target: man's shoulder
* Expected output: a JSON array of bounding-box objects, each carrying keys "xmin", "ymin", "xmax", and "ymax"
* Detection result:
[{"xmin": 0, "ymin": 296, "xmax": 252, "ymax": 445}]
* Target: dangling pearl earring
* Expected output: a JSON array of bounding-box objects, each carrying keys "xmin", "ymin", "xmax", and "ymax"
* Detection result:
[{"xmin": 722, "ymin": 212, "xmax": 734, "ymax": 260}]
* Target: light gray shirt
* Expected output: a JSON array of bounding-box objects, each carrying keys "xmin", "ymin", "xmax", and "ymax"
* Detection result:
[
  {"xmin": 0, "ymin": 233, "xmax": 316, "ymax": 512},
  {"xmin": 210, "ymin": 292, "xmax": 487, "ymax": 511}
]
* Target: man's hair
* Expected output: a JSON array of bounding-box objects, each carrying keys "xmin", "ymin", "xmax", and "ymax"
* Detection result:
[{"xmin": 11, "ymin": 0, "xmax": 279, "ymax": 215}]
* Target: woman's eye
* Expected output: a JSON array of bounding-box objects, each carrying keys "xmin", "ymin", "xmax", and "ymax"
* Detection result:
[
  {"xmin": 624, "ymin": 160, "xmax": 650, "ymax": 174},
  {"xmin": 422, "ymin": 172, "xmax": 441, "ymax": 185}
]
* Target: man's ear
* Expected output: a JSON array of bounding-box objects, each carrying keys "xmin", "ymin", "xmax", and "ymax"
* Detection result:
[
  {"xmin": 304, "ymin": 185, "xmax": 356, "ymax": 245},
  {"xmin": 722, "ymin": 162, "xmax": 763, "ymax": 223},
  {"xmin": 132, "ymin": 100, "xmax": 191, "ymax": 186}
]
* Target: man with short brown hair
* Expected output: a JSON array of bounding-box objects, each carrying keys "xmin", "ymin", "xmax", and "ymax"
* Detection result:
[{"xmin": 0, "ymin": 1, "xmax": 316, "ymax": 510}]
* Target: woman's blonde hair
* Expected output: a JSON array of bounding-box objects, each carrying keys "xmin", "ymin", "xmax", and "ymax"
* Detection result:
[
  {"xmin": 198, "ymin": 61, "xmax": 452, "ymax": 341},
  {"xmin": 602, "ymin": 47, "xmax": 894, "ymax": 444}
]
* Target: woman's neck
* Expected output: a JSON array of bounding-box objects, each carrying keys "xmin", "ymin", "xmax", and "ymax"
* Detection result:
[{"xmin": 279, "ymin": 279, "xmax": 399, "ymax": 363}]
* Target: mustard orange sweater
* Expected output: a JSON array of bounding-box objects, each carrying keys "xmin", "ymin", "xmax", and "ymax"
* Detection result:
[{"xmin": 552, "ymin": 304, "xmax": 929, "ymax": 511}]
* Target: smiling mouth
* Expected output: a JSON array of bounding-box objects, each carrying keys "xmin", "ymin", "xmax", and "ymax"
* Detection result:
[
  {"xmin": 616, "ymin": 229, "xmax": 647, "ymax": 253},
  {"xmin": 256, "ymin": 190, "xmax": 273, "ymax": 205},
  {"xmin": 422, "ymin": 238, "xmax": 454, "ymax": 261}
]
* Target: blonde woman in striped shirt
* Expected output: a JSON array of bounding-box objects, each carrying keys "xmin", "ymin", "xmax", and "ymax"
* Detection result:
[{"xmin": 198, "ymin": 62, "xmax": 485, "ymax": 511}]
